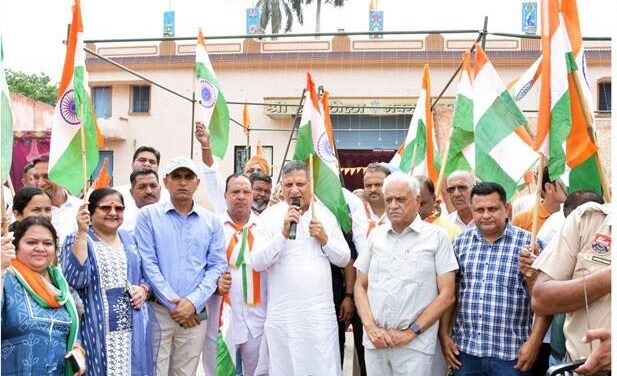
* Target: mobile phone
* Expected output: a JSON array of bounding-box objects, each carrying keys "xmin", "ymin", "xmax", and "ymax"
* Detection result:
[
  {"xmin": 198, "ymin": 309, "xmax": 208, "ymax": 322},
  {"xmin": 67, "ymin": 348, "xmax": 85, "ymax": 372}
]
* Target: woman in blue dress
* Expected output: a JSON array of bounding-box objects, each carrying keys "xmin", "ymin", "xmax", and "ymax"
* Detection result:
[
  {"xmin": 63, "ymin": 188, "xmax": 155, "ymax": 376},
  {"xmin": 1, "ymin": 216, "xmax": 85, "ymax": 376}
]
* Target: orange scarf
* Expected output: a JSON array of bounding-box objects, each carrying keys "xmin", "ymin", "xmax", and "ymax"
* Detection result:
[
  {"xmin": 364, "ymin": 202, "xmax": 386, "ymax": 237},
  {"xmin": 10, "ymin": 258, "xmax": 60, "ymax": 308},
  {"xmin": 226, "ymin": 221, "xmax": 261, "ymax": 306},
  {"xmin": 425, "ymin": 210, "xmax": 441, "ymax": 224}
]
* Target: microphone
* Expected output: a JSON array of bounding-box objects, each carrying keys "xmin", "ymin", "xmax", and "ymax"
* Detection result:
[{"xmin": 288, "ymin": 197, "xmax": 301, "ymax": 240}]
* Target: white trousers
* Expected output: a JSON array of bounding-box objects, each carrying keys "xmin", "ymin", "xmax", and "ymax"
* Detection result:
[
  {"xmin": 365, "ymin": 346, "xmax": 437, "ymax": 376},
  {"xmin": 201, "ymin": 295, "xmax": 264, "ymax": 376}
]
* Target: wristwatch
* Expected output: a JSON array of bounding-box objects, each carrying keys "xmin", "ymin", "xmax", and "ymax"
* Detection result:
[
  {"xmin": 409, "ymin": 322, "xmax": 422, "ymax": 336},
  {"xmin": 344, "ymin": 292, "xmax": 354, "ymax": 300}
]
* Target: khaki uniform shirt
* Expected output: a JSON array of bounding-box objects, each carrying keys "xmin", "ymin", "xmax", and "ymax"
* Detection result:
[{"xmin": 532, "ymin": 202, "xmax": 611, "ymax": 360}]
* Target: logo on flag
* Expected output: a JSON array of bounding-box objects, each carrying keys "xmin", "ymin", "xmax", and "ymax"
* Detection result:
[
  {"xmin": 514, "ymin": 81, "xmax": 533, "ymax": 101},
  {"xmin": 200, "ymin": 80, "xmax": 216, "ymax": 108},
  {"xmin": 59, "ymin": 89, "xmax": 80, "ymax": 127},
  {"xmin": 317, "ymin": 133, "xmax": 337, "ymax": 164}
]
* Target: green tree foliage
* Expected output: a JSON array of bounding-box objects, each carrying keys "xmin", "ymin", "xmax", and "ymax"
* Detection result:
[
  {"xmin": 304, "ymin": 0, "xmax": 347, "ymax": 35},
  {"xmin": 5, "ymin": 69, "xmax": 58, "ymax": 106},
  {"xmin": 257, "ymin": 0, "xmax": 304, "ymax": 35}
]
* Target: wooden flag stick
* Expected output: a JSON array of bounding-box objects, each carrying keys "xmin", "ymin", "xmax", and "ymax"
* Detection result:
[
  {"xmin": 78, "ymin": 98, "xmax": 89, "ymax": 201},
  {"xmin": 309, "ymin": 154, "xmax": 315, "ymax": 219},
  {"xmin": 1, "ymin": 186, "xmax": 8, "ymax": 237},
  {"xmin": 435, "ymin": 128, "xmax": 453, "ymax": 202},
  {"xmin": 409, "ymin": 143, "xmax": 419, "ymax": 175},
  {"xmin": 527, "ymin": 155, "xmax": 544, "ymax": 277}
]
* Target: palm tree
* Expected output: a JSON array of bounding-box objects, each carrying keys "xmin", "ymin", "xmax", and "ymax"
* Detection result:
[
  {"xmin": 257, "ymin": 0, "xmax": 304, "ymax": 35},
  {"xmin": 303, "ymin": 0, "xmax": 346, "ymax": 36}
]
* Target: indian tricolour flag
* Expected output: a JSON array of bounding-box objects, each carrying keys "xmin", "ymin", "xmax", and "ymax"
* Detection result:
[
  {"xmin": 390, "ymin": 64, "xmax": 439, "ymax": 183},
  {"xmin": 508, "ymin": 56, "xmax": 542, "ymax": 102},
  {"xmin": 473, "ymin": 44, "xmax": 538, "ymax": 200},
  {"xmin": 1, "ymin": 35, "xmax": 13, "ymax": 183},
  {"xmin": 49, "ymin": 0, "xmax": 100, "ymax": 196},
  {"xmin": 216, "ymin": 296, "xmax": 236, "ymax": 376},
  {"xmin": 196, "ymin": 28, "xmax": 229, "ymax": 159},
  {"xmin": 444, "ymin": 51, "xmax": 474, "ymax": 177},
  {"xmin": 293, "ymin": 73, "xmax": 351, "ymax": 232},
  {"xmin": 536, "ymin": 0, "xmax": 602, "ymax": 194}
]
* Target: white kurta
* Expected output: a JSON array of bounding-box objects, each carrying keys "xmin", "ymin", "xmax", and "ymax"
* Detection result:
[
  {"xmin": 202, "ymin": 211, "xmax": 268, "ymax": 376},
  {"xmin": 251, "ymin": 200, "xmax": 350, "ymax": 376}
]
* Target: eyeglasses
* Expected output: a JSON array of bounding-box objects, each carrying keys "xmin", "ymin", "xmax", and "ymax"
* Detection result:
[
  {"xmin": 446, "ymin": 185, "xmax": 474, "ymax": 194},
  {"xmin": 96, "ymin": 204, "xmax": 126, "ymax": 213}
]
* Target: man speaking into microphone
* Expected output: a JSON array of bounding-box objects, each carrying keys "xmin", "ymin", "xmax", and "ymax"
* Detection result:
[{"xmin": 251, "ymin": 161, "xmax": 351, "ymax": 376}]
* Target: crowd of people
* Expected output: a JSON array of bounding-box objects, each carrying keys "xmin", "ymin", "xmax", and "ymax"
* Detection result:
[{"xmin": 0, "ymin": 122, "xmax": 611, "ymax": 376}]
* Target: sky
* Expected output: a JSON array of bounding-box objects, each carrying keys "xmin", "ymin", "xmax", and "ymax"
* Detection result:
[{"xmin": 1, "ymin": 0, "xmax": 614, "ymax": 81}]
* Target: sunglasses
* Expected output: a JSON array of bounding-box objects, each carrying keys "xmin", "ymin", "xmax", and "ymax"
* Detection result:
[
  {"xmin": 446, "ymin": 185, "xmax": 474, "ymax": 194},
  {"xmin": 96, "ymin": 204, "xmax": 126, "ymax": 213}
]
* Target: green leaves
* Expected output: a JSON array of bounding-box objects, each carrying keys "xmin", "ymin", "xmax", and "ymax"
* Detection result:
[{"xmin": 5, "ymin": 69, "xmax": 58, "ymax": 106}]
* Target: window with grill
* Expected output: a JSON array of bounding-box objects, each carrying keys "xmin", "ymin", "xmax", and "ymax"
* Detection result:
[
  {"xmin": 598, "ymin": 80, "xmax": 611, "ymax": 113},
  {"xmin": 131, "ymin": 85, "xmax": 150, "ymax": 114}
]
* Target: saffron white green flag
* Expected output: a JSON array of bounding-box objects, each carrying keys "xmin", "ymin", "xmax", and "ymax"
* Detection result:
[
  {"xmin": 473, "ymin": 45, "xmax": 538, "ymax": 200},
  {"xmin": 536, "ymin": 0, "xmax": 602, "ymax": 194},
  {"xmin": 293, "ymin": 73, "xmax": 351, "ymax": 232},
  {"xmin": 390, "ymin": 64, "xmax": 439, "ymax": 183},
  {"xmin": 49, "ymin": 0, "xmax": 100, "ymax": 195},
  {"xmin": 216, "ymin": 297, "xmax": 236, "ymax": 376},
  {"xmin": 196, "ymin": 29, "xmax": 229, "ymax": 159},
  {"xmin": 445, "ymin": 51, "xmax": 474, "ymax": 176},
  {"xmin": 1, "ymin": 35, "xmax": 13, "ymax": 183},
  {"xmin": 508, "ymin": 56, "xmax": 541, "ymax": 102}
]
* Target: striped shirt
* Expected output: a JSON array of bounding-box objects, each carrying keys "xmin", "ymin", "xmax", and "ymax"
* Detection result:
[{"xmin": 452, "ymin": 222, "xmax": 543, "ymax": 360}]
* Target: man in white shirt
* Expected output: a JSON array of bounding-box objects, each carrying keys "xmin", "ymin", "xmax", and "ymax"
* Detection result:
[
  {"xmin": 359, "ymin": 163, "xmax": 391, "ymax": 238},
  {"xmin": 354, "ymin": 172, "xmax": 458, "ymax": 375},
  {"xmin": 202, "ymin": 173, "xmax": 268, "ymax": 376},
  {"xmin": 445, "ymin": 170, "xmax": 476, "ymax": 231},
  {"xmin": 115, "ymin": 146, "xmax": 170, "ymax": 230},
  {"xmin": 32, "ymin": 154, "xmax": 81, "ymax": 246},
  {"xmin": 122, "ymin": 167, "xmax": 162, "ymax": 232},
  {"xmin": 251, "ymin": 161, "xmax": 350, "ymax": 376}
]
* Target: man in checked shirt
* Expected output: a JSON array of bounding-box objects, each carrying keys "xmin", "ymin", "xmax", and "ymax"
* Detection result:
[{"xmin": 439, "ymin": 182, "xmax": 551, "ymax": 375}]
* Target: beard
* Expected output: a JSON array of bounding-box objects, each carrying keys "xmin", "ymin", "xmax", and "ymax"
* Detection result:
[{"xmin": 252, "ymin": 199, "xmax": 269, "ymax": 213}]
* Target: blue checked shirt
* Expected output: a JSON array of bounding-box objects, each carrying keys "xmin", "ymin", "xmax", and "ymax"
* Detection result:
[{"xmin": 452, "ymin": 222, "xmax": 544, "ymax": 360}]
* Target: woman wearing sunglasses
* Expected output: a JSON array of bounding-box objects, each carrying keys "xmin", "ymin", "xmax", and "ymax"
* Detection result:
[
  {"xmin": 62, "ymin": 188, "xmax": 155, "ymax": 375},
  {"xmin": 1, "ymin": 217, "xmax": 86, "ymax": 375}
]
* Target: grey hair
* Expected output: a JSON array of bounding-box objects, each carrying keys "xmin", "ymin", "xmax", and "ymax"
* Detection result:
[
  {"xmin": 382, "ymin": 172, "xmax": 420, "ymax": 197},
  {"xmin": 281, "ymin": 160, "xmax": 310, "ymax": 181}
]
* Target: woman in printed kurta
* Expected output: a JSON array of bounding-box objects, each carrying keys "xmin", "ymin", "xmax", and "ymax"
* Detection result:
[
  {"xmin": 1, "ymin": 217, "xmax": 84, "ymax": 376},
  {"xmin": 62, "ymin": 188, "xmax": 155, "ymax": 376}
]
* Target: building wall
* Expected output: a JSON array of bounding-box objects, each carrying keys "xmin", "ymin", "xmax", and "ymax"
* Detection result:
[{"xmin": 86, "ymin": 36, "xmax": 611, "ymax": 197}]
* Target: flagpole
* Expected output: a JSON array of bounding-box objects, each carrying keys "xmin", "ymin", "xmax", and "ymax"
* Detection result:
[
  {"xmin": 527, "ymin": 155, "xmax": 544, "ymax": 277},
  {"xmin": 409, "ymin": 143, "xmax": 419, "ymax": 175},
  {"xmin": 1, "ymin": 170, "xmax": 7, "ymax": 237},
  {"xmin": 79, "ymin": 101, "xmax": 88, "ymax": 200},
  {"xmin": 309, "ymin": 154, "xmax": 315, "ymax": 219},
  {"xmin": 571, "ymin": 72, "xmax": 611, "ymax": 202},
  {"xmin": 435, "ymin": 128, "xmax": 453, "ymax": 202}
]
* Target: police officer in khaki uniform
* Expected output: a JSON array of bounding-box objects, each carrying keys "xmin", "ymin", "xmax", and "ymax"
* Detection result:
[{"xmin": 530, "ymin": 201, "xmax": 611, "ymax": 361}]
